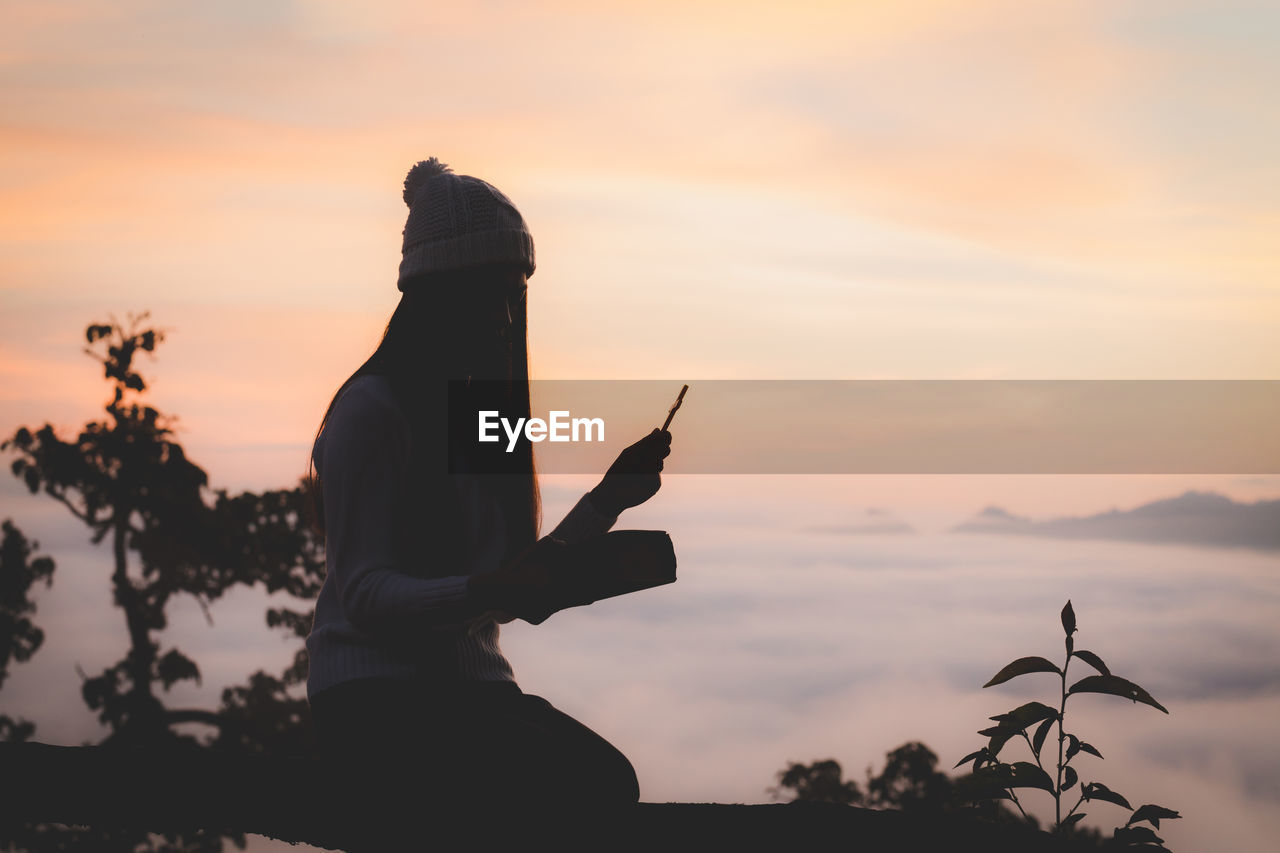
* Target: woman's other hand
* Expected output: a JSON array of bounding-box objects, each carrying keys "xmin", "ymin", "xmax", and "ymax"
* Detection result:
[
  {"xmin": 589, "ymin": 428, "xmax": 672, "ymax": 516},
  {"xmin": 468, "ymin": 535, "xmax": 569, "ymax": 624}
]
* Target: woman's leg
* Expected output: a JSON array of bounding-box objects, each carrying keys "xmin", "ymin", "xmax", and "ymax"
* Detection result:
[
  {"xmin": 440, "ymin": 687, "xmax": 639, "ymax": 811},
  {"xmin": 443, "ymin": 688, "xmax": 639, "ymax": 848},
  {"xmin": 310, "ymin": 676, "xmax": 434, "ymax": 757},
  {"xmin": 493, "ymin": 692, "xmax": 640, "ymax": 805},
  {"xmin": 309, "ymin": 678, "xmax": 639, "ymax": 845},
  {"xmin": 309, "ymin": 677, "xmax": 451, "ymax": 850}
]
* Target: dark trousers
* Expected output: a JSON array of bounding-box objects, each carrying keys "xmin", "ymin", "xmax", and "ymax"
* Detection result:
[{"xmin": 309, "ymin": 677, "xmax": 639, "ymax": 850}]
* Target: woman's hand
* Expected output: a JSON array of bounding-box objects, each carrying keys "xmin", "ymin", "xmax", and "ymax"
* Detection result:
[
  {"xmin": 468, "ymin": 535, "xmax": 569, "ymax": 625},
  {"xmin": 589, "ymin": 428, "xmax": 672, "ymax": 516}
]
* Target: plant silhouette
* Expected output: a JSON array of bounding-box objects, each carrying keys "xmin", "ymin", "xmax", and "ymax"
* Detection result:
[
  {"xmin": 0, "ymin": 313, "xmax": 326, "ymax": 852},
  {"xmin": 957, "ymin": 600, "xmax": 1182, "ymax": 850}
]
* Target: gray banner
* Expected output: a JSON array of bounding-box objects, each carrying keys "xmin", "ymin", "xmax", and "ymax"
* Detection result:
[{"xmin": 448, "ymin": 380, "xmax": 1279, "ymax": 474}]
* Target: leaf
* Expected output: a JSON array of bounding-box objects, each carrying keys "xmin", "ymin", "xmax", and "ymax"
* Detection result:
[
  {"xmin": 1127, "ymin": 804, "xmax": 1181, "ymax": 829},
  {"xmin": 1112, "ymin": 825, "xmax": 1165, "ymax": 846},
  {"xmin": 981, "ymin": 703, "xmax": 1057, "ymax": 760},
  {"xmin": 1084, "ymin": 781, "xmax": 1132, "ymax": 810},
  {"xmin": 984, "ymin": 656, "xmax": 1062, "ymax": 688},
  {"xmin": 155, "ymin": 648, "xmax": 201, "ymax": 689},
  {"xmin": 954, "ymin": 749, "xmax": 989, "ymax": 770},
  {"xmin": 1066, "ymin": 734, "xmax": 1081, "ymax": 760},
  {"xmin": 990, "ymin": 701, "xmax": 1059, "ymax": 731},
  {"xmin": 960, "ymin": 770, "xmax": 1014, "ymax": 802},
  {"xmin": 1032, "ymin": 717, "xmax": 1055, "ymax": 756},
  {"xmin": 1061, "ymin": 600, "xmax": 1077, "ymax": 636},
  {"xmin": 972, "ymin": 761, "xmax": 1055, "ymax": 793},
  {"xmin": 1068, "ymin": 675, "xmax": 1169, "ymax": 714},
  {"xmin": 1060, "ymin": 813, "xmax": 1087, "ymax": 830},
  {"xmin": 978, "ymin": 726, "xmax": 1017, "ymax": 759},
  {"xmin": 1006, "ymin": 761, "xmax": 1056, "ymax": 792},
  {"xmin": 1072, "ymin": 649, "xmax": 1111, "ymax": 676},
  {"xmin": 1078, "ymin": 742, "xmax": 1103, "ymax": 759},
  {"xmin": 1062, "ymin": 766, "xmax": 1077, "ymax": 791},
  {"xmin": 86, "ymin": 323, "xmax": 113, "ymax": 343}
]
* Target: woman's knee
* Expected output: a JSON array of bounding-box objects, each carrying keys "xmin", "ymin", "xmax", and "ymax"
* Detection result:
[
  {"xmin": 515, "ymin": 696, "xmax": 639, "ymax": 803},
  {"xmin": 607, "ymin": 751, "xmax": 641, "ymax": 804},
  {"xmin": 561, "ymin": 733, "xmax": 639, "ymax": 803},
  {"xmin": 577, "ymin": 726, "xmax": 639, "ymax": 804}
]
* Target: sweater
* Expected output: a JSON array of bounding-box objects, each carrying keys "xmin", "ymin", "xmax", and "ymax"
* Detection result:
[{"xmin": 305, "ymin": 373, "xmax": 618, "ymax": 702}]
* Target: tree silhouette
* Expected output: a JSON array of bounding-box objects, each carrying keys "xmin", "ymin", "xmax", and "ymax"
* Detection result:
[
  {"xmin": 0, "ymin": 313, "xmax": 325, "ymax": 851},
  {"xmin": 769, "ymin": 757, "xmax": 862, "ymax": 805},
  {"xmin": 772, "ymin": 741, "xmax": 1112, "ymax": 847},
  {"xmin": 772, "ymin": 742, "xmax": 1010, "ymax": 813},
  {"xmin": 865, "ymin": 742, "xmax": 954, "ymax": 815},
  {"xmin": 0, "ymin": 518, "xmax": 55, "ymax": 745}
]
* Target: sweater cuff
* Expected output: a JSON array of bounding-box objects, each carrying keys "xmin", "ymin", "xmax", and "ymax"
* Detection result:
[{"xmin": 409, "ymin": 574, "xmax": 472, "ymax": 612}]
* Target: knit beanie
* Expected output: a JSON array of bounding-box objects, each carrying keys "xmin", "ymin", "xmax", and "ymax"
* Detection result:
[{"xmin": 397, "ymin": 157, "xmax": 536, "ymax": 290}]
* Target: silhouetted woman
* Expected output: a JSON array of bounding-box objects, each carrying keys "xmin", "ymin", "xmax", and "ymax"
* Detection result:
[{"xmin": 303, "ymin": 157, "xmax": 670, "ymax": 849}]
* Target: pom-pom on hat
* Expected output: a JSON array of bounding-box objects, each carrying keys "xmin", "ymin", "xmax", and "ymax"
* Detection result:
[{"xmin": 397, "ymin": 156, "xmax": 536, "ymax": 290}]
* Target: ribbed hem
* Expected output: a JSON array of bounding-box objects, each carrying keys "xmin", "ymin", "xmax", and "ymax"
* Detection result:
[
  {"xmin": 306, "ymin": 625, "xmax": 516, "ymax": 702},
  {"xmin": 307, "ymin": 612, "xmax": 512, "ymax": 701},
  {"xmin": 306, "ymin": 636, "xmax": 421, "ymax": 701},
  {"xmin": 398, "ymin": 229, "xmax": 536, "ymax": 288}
]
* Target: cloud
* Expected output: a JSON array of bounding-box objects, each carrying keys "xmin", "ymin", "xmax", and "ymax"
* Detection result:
[
  {"xmin": 802, "ymin": 507, "xmax": 917, "ymax": 536},
  {"xmin": 4, "ymin": 470, "xmax": 1278, "ymax": 850},
  {"xmin": 952, "ymin": 489, "xmax": 1280, "ymax": 553},
  {"xmin": 1137, "ymin": 727, "xmax": 1280, "ymax": 803},
  {"xmin": 1233, "ymin": 476, "xmax": 1280, "ymax": 488}
]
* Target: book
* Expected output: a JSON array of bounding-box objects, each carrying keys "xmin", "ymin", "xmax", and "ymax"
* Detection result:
[
  {"xmin": 545, "ymin": 529, "xmax": 677, "ymax": 609},
  {"xmin": 468, "ymin": 530, "xmax": 677, "ymax": 631}
]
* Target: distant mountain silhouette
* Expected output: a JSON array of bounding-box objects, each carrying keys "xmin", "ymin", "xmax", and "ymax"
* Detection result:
[
  {"xmin": 952, "ymin": 490, "xmax": 1280, "ymax": 552},
  {"xmin": 804, "ymin": 508, "xmax": 917, "ymax": 535}
]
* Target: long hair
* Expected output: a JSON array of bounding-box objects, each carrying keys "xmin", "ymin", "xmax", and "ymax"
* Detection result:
[{"xmin": 303, "ymin": 265, "xmax": 542, "ymax": 568}]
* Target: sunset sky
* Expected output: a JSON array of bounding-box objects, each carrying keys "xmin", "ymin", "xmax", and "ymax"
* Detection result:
[
  {"xmin": 3, "ymin": 0, "xmax": 1277, "ymax": 494},
  {"xmin": 1, "ymin": 2, "xmax": 1277, "ymax": 851}
]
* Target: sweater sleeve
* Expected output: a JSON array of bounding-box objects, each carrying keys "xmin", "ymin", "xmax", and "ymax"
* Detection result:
[
  {"xmin": 548, "ymin": 491, "xmax": 619, "ymax": 544},
  {"xmin": 320, "ymin": 380, "xmax": 480, "ymax": 639}
]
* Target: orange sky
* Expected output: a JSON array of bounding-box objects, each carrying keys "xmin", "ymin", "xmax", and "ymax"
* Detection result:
[{"xmin": 2, "ymin": 0, "xmax": 1277, "ymax": 495}]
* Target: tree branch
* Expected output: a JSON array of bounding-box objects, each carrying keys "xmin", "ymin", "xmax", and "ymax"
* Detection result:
[
  {"xmin": 192, "ymin": 593, "xmax": 214, "ymax": 627},
  {"xmin": 163, "ymin": 709, "xmax": 228, "ymax": 729},
  {"xmin": 47, "ymin": 490, "xmax": 92, "ymax": 525},
  {"xmin": 1006, "ymin": 789, "xmax": 1034, "ymax": 827}
]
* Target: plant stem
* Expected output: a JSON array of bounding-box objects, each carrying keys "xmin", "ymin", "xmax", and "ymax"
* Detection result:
[
  {"xmin": 1007, "ymin": 789, "xmax": 1033, "ymax": 826},
  {"xmin": 1021, "ymin": 730, "xmax": 1047, "ymax": 774},
  {"xmin": 1059, "ymin": 789, "xmax": 1087, "ymax": 828},
  {"xmin": 1056, "ymin": 646, "xmax": 1069, "ymax": 828}
]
